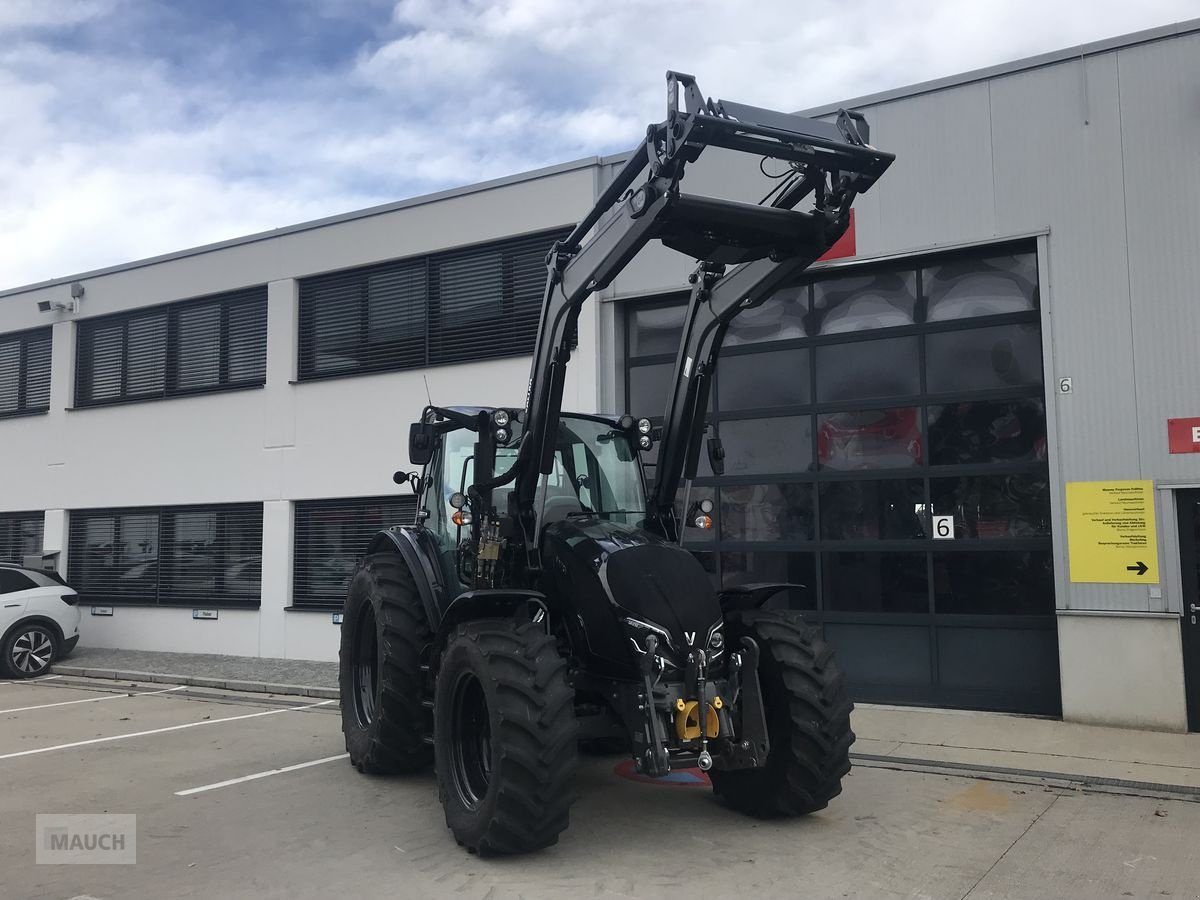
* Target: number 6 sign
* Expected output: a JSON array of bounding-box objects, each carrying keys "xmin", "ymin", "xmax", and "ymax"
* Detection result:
[{"xmin": 933, "ymin": 515, "xmax": 955, "ymax": 540}]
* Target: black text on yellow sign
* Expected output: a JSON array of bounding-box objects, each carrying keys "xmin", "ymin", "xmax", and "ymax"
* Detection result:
[{"xmin": 1065, "ymin": 480, "xmax": 1158, "ymax": 584}]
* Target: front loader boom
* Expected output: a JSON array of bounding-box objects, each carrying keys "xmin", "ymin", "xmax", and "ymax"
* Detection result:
[{"xmin": 487, "ymin": 71, "xmax": 893, "ymax": 558}]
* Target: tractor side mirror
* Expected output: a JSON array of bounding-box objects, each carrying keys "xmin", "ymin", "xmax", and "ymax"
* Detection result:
[
  {"xmin": 706, "ymin": 436, "xmax": 725, "ymax": 476},
  {"xmin": 409, "ymin": 422, "xmax": 436, "ymax": 466}
]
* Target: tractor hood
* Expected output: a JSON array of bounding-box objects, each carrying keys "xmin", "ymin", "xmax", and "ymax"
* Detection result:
[{"xmin": 540, "ymin": 516, "xmax": 723, "ymax": 672}]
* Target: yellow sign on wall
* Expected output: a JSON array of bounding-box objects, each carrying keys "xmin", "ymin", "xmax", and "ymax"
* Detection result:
[{"xmin": 1065, "ymin": 480, "xmax": 1158, "ymax": 583}]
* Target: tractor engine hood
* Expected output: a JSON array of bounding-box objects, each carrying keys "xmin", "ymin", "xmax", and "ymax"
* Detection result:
[{"xmin": 541, "ymin": 516, "xmax": 724, "ymax": 671}]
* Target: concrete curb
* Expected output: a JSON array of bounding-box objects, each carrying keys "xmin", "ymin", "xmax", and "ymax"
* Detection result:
[{"xmin": 51, "ymin": 665, "xmax": 341, "ymax": 701}]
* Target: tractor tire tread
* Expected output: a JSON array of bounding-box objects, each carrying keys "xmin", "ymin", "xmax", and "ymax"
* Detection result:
[
  {"xmin": 339, "ymin": 553, "xmax": 432, "ymax": 775},
  {"xmin": 710, "ymin": 609, "xmax": 854, "ymax": 817},
  {"xmin": 436, "ymin": 618, "xmax": 577, "ymax": 856}
]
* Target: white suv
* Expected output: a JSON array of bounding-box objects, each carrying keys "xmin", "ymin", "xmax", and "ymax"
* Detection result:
[{"xmin": 0, "ymin": 563, "xmax": 81, "ymax": 678}]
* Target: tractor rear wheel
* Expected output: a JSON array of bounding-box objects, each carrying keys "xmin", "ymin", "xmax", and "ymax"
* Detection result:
[
  {"xmin": 339, "ymin": 552, "xmax": 433, "ymax": 774},
  {"xmin": 435, "ymin": 618, "xmax": 577, "ymax": 855},
  {"xmin": 710, "ymin": 609, "xmax": 854, "ymax": 817}
]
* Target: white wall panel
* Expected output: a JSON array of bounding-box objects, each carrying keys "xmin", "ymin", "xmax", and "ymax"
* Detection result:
[
  {"xmin": 78, "ymin": 606, "xmax": 261, "ymax": 656},
  {"xmin": 1118, "ymin": 34, "xmax": 1200, "ymax": 483},
  {"xmin": 857, "ymin": 82, "xmax": 997, "ymax": 256}
]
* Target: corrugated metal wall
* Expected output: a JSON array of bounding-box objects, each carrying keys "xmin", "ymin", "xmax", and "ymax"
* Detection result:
[{"xmin": 604, "ymin": 27, "xmax": 1200, "ymax": 615}]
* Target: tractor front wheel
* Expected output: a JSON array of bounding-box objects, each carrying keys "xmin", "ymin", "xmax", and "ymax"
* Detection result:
[
  {"xmin": 710, "ymin": 609, "xmax": 854, "ymax": 817},
  {"xmin": 435, "ymin": 618, "xmax": 577, "ymax": 855}
]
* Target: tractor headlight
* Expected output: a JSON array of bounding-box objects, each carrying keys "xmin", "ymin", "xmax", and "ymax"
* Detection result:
[
  {"xmin": 492, "ymin": 409, "xmax": 510, "ymax": 427},
  {"xmin": 494, "ymin": 427, "xmax": 511, "ymax": 444},
  {"xmin": 638, "ymin": 434, "xmax": 653, "ymax": 451},
  {"xmin": 637, "ymin": 417, "xmax": 653, "ymax": 435},
  {"xmin": 621, "ymin": 616, "xmax": 679, "ymax": 668},
  {"xmin": 706, "ymin": 621, "xmax": 725, "ymax": 659}
]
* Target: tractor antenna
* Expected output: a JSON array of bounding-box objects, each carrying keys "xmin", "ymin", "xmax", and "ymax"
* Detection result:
[{"xmin": 423, "ymin": 375, "xmax": 433, "ymax": 407}]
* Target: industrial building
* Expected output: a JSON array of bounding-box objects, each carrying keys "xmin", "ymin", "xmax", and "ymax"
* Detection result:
[{"xmin": 2, "ymin": 21, "xmax": 1198, "ymax": 732}]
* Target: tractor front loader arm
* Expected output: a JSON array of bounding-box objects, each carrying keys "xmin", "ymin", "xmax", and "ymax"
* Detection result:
[{"xmin": 472, "ymin": 71, "xmax": 892, "ymax": 566}]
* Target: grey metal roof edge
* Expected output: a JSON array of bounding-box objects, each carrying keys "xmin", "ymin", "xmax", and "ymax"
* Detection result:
[
  {"xmin": 0, "ymin": 156, "xmax": 602, "ymax": 300},
  {"xmin": 797, "ymin": 17, "xmax": 1200, "ymax": 117},
  {"xmin": 597, "ymin": 17, "xmax": 1200, "ymax": 169}
]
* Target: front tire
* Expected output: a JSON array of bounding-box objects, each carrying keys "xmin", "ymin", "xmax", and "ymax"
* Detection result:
[
  {"xmin": 3, "ymin": 622, "xmax": 59, "ymax": 678},
  {"xmin": 435, "ymin": 619, "xmax": 577, "ymax": 856},
  {"xmin": 339, "ymin": 552, "xmax": 432, "ymax": 774},
  {"xmin": 710, "ymin": 610, "xmax": 854, "ymax": 817}
]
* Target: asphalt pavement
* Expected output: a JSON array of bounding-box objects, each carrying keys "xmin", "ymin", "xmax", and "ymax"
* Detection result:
[{"xmin": 3, "ymin": 674, "xmax": 1199, "ymax": 899}]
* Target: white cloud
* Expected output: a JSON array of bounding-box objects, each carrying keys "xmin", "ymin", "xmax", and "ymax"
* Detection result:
[
  {"xmin": 0, "ymin": 0, "xmax": 116, "ymax": 30},
  {"xmin": 1, "ymin": 0, "xmax": 1195, "ymax": 288}
]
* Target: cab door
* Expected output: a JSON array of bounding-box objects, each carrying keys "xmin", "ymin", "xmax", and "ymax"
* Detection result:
[{"xmin": 421, "ymin": 436, "xmax": 468, "ymax": 596}]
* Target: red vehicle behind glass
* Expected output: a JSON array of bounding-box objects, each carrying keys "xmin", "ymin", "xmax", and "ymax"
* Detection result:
[{"xmin": 817, "ymin": 407, "xmax": 922, "ymax": 469}]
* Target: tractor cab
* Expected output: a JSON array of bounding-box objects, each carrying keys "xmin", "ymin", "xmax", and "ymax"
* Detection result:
[{"xmin": 409, "ymin": 405, "xmax": 657, "ymax": 596}]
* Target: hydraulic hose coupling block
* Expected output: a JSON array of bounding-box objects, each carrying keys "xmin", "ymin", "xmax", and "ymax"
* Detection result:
[{"xmin": 674, "ymin": 697, "xmax": 721, "ymax": 741}]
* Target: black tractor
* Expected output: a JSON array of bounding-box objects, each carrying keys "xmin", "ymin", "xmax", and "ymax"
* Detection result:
[{"xmin": 338, "ymin": 72, "xmax": 894, "ymax": 855}]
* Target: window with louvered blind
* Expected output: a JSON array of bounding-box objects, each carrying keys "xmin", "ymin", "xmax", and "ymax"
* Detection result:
[
  {"xmin": 292, "ymin": 495, "xmax": 417, "ymax": 608},
  {"xmin": 297, "ymin": 228, "xmax": 568, "ymax": 380},
  {"xmin": 67, "ymin": 503, "xmax": 263, "ymax": 606},
  {"xmin": 0, "ymin": 327, "xmax": 52, "ymax": 418},
  {"xmin": 0, "ymin": 512, "xmax": 43, "ymax": 564},
  {"xmin": 74, "ymin": 286, "xmax": 267, "ymax": 407}
]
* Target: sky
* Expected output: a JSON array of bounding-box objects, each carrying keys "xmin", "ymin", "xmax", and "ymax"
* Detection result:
[{"xmin": 1, "ymin": 0, "xmax": 1196, "ymax": 288}]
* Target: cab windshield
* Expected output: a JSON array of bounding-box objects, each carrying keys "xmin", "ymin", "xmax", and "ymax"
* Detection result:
[
  {"xmin": 438, "ymin": 414, "xmax": 647, "ymax": 529},
  {"xmin": 535, "ymin": 416, "xmax": 646, "ymax": 527}
]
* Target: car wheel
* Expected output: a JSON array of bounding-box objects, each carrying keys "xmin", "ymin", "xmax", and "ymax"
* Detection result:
[{"xmin": 2, "ymin": 623, "xmax": 59, "ymax": 679}]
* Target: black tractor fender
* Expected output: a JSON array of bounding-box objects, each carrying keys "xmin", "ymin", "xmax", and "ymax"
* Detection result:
[
  {"xmin": 366, "ymin": 526, "xmax": 445, "ymax": 631},
  {"xmin": 719, "ymin": 582, "xmax": 808, "ymax": 615},
  {"xmin": 433, "ymin": 589, "xmax": 549, "ymax": 657}
]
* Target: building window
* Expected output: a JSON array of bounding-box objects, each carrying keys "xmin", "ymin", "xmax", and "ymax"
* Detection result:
[
  {"xmin": 0, "ymin": 327, "xmax": 52, "ymax": 418},
  {"xmin": 297, "ymin": 227, "xmax": 569, "ymax": 381},
  {"xmin": 625, "ymin": 242, "xmax": 1054, "ymax": 713},
  {"xmin": 292, "ymin": 495, "xmax": 418, "ymax": 608},
  {"xmin": 74, "ymin": 286, "xmax": 267, "ymax": 407},
  {"xmin": 0, "ymin": 512, "xmax": 43, "ymax": 564},
  {"xmin": 67, "ymin": 504, "xmax": 263, "ymax": 606}
]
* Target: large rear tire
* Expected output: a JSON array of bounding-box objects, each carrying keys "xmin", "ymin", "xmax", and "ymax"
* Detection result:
[
  {"xmin": 435, "ymin": 618, "xmax": 577, "ymax": 856},
  {"xmin": 339, "ymin": 552, "xmax": 433, "ymax": 774},
  {"xmin": 709, "ymin": 609, "xmax": 854, "ymax": 817}
]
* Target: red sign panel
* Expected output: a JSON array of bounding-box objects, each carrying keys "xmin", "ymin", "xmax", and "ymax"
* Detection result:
[
  {"xmin": 1168, "ymin": 417, "xmax": 1200, "ymax": 454},
  {"xmin": 817, "ymin": 209, "xmax": 856, "ymax": 262}
]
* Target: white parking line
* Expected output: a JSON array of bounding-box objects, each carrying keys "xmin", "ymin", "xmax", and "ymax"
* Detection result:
[
  {"xmin": 0, "ymin": 699, "xmax": 335, "ymax": 760},
  {"xmin": 175, "ymin": 753, "xmax": 350, "ymax": 796},
  {"xmin": 0, "ymin": 674, "xmax": 64, "ymax": 685},
  {"xmin": 0, "ymin": 684, "xmax": 185, "ymax": 715}
]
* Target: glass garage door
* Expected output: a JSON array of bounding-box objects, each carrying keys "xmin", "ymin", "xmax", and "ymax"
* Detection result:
[{"xmin": 625, "ymin": 241, "xmax": 1059, "ymax": 715}]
